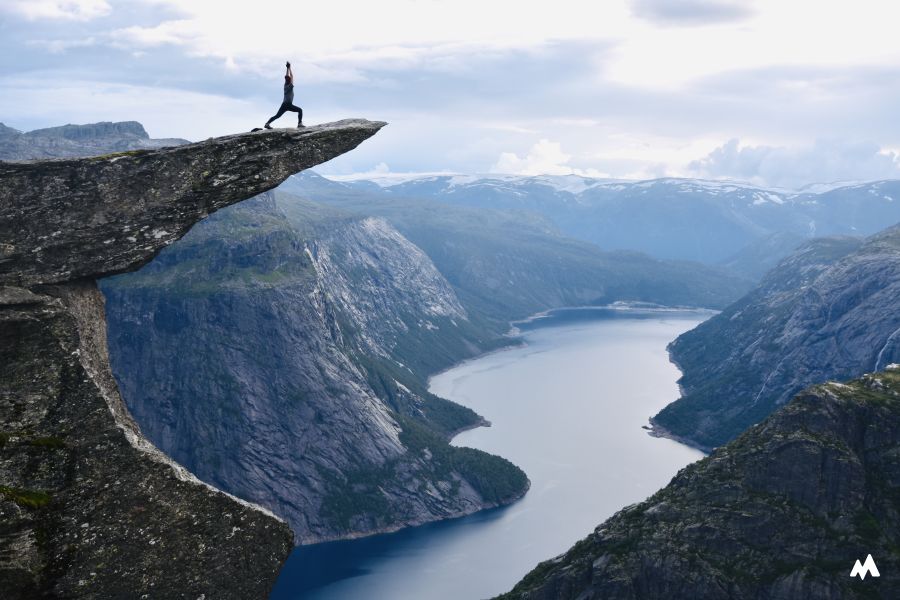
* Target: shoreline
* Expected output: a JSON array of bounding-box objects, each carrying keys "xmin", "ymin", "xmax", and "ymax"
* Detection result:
[
  {"xmin": 645, "ymin": 417, "xmax": 712, "ymax": 454},
  {"xmin": 293, "ymin": 305, "xmax": 710, "ymax": 550},
  {"xmin": 431, "ymin": 303, "xmax": 716, "ymax": 449},
  {"xmin": 642, "ymin": 340, "xmax": 713, "ymax": 454},
  {"xmin": 425, "ymin": 337, "xmax": 527, "ymax": 392},
  {"xmin": 429, "ymin": 302, "xmax": 717, "ymax": 391},
  {"xmin": 294, "ymin": 478, "xmax": 531, "ymax": 547}
]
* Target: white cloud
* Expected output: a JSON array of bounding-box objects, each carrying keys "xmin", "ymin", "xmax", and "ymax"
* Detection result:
[
  {"xmin": 0, "ymin": 0, "xmax": 110, "ymax": 21},
  {"xmin": 123, "ymin": 0, "xmax": 627, "ymax": 57},
  {"xmin": 7, "ymin": 0, "xmax": 900, "ymax": 184},
  {"xmin": 689, "ymin": 139, "xmax": 900, "ymax": 189},
  {"xmin": 325, "ymin": 162, "xmax": 456, "ymax": 184},
  {"xmin": 629, "ymin": 0, "xmax": 753, "ymax": 25},
  {"xmin": 27, "ymin": 36, "xmax": 98, "ymax": 53},
  {"xmin": 492, "ymin": 139, "xmax": 610, "ymax": 177},
  {"xmin": 102, "ymin": 0, "xmax": 900, "ymax": 92},
  {"xmin": 110, "ymin": 19, "xmax": 197, "ymax": 47}
]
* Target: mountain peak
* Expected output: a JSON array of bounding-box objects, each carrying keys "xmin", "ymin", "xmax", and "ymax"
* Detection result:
[{"xmin": 24, "ymin": 120, "xmax": 150, "ymax": 140}]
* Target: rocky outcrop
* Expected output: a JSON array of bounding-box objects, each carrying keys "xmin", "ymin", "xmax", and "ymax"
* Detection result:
[
  {"xmin": 501, "ymin": 368, "xmax": 900, "ymax": 600},
  {"xmin": 653, "ymin": 227, "xmax": 900, "ymax": 449},
  {"xmin": 0, "ymin": 120, "xmax": 384, "ymax": 598},
  {"xmin": 0, "ymin": 120, "xmax": 384, "ymax": 286}
]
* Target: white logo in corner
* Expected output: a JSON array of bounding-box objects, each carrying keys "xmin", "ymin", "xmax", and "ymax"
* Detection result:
[{"xmin": 850, "ymin": 554, "xmax": 880, "ymax": 580}]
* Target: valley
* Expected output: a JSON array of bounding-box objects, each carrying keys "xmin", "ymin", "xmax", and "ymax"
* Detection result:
[{"xmin": 271, "ymin": 307, "xmax": 706, "ymax": 599}]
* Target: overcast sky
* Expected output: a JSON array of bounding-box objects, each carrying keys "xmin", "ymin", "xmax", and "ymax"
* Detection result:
[{"xmin": 3, "ymin": 0, "xmax": 900, "ymax": 187}]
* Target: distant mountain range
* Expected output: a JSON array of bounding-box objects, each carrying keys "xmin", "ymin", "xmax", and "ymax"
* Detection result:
[
  {"xmin": 280, "ymin": 172, "xmax": 751, "ymax": 322},
  {"xmin": 312, "ymin": 172, "xmax": 900, "ymax": 278},
  {"xmin": 0, "ymin": 121, "xmax": 188, "ymax": 160}
]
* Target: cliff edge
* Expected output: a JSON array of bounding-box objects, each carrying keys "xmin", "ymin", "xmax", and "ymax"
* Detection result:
[{"xmin": 0, "ymin": 119, "xmax": 384, "ymax": 598}]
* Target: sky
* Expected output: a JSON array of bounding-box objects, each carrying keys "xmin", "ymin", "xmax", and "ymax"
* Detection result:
[{"xmin": 3, "ymin": 0, "xmax": 900, "ymax": 188}]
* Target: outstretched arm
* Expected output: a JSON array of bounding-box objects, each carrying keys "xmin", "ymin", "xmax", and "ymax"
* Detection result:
[{"xmin": 285, "ymin": 61, "xmax": 294, "ymax": 83}]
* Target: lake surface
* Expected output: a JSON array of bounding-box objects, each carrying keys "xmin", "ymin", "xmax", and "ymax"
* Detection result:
[{"xmin": 272, "ymin": 307, "xmax": 708, "ymax": 600}]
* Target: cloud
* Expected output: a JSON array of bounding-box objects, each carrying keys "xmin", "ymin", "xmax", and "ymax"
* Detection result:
[
  {"xmin": 0, "ymin": 0, "xmax": 111, "ymax": 21},
  {"xmin": 492, "ymin": 139, "xmax": 610, "ymax": 177},
  {"xmin": 110, "ymin": 19, "xmax": 198, "ymax": 47},
  {"xmin": 629, "ymin": 0, "xmax": 753, "ymax": 25},
  {"xmin": 688, "ymin": 139, "xmax": 900, "ymax": 189},
  {"xmin": 27, "ymin": 36, "xmax": 98, "ymax": 53},
  {"xmin": 324, "ymin": 162, "xmax": 456, "ymax": 183},
  {"xmin": 6, "ymin": 1, "xmax": 900, "ymax": 182}
]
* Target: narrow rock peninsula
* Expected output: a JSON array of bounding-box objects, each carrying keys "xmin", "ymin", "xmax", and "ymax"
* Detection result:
[{"xmin": 0, "ymin": 119, "xmax": 384, "ymax": 599}]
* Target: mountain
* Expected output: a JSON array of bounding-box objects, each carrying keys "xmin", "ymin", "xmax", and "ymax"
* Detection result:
[
  {"xmin": 653, "ymin": 226, "xmax": 900, "ymax": 449},
  {"xmin": 0, "ymin": 120, "xmax": 382, "ymax": 598},
  {"xmin": 98, "ymin": 131, "xmax": 748, "ymax": 544},
  {"xmin": 5, "ymin": 121, "xmax": 749, "ymax": 559},
  {"xmin": 281, "ymin": 172, "xmax": 753, "ymax": 321},
  {"xmin": 500, "ymin": 367, "xmax": 900, "ymax": 600},
  {"xmin": 0, "ymin": 121, "xmax": 189, "ymax": 160},
  {"xmin": 102, "ymin": 193, "xmax": 528, "ymax": 543},
  {"xmin": 318, "ymin": 173, "xmax": 900, "ymax": 278}
]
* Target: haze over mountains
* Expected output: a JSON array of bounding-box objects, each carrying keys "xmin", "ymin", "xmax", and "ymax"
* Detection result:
[{"xmin": 308, "ymin": 172, "xmax": 900, "ymax": 280}]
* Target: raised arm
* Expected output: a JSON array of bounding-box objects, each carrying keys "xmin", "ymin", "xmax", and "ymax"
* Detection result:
[{"xmin": 285, "ymin": 61, "xmax": 294, "ymax": 83}]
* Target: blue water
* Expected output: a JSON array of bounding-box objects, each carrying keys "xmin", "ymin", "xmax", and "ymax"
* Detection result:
[{"xmin": 272, "ymin": 307, "xmax": 708, "ymax": 599}]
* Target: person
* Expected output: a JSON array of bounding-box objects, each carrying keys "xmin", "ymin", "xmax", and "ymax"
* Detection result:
[{"xmin": 264, "ymin": 61, "xmax": 304, "ymax": 129}]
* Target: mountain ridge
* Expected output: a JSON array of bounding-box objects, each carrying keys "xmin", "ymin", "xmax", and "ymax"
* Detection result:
[{"xmin": 310, "ymin": 171, "xmax": 900, "ymax": 273}]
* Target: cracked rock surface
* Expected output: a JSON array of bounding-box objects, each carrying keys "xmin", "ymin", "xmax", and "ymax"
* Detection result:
[
  {"xmin": 0, "ymin": 119, "xmax": 384, "ymax": 287},
  {"xmin": 0, "ymin": 119, "xmax": 383, "ymax": 598}
]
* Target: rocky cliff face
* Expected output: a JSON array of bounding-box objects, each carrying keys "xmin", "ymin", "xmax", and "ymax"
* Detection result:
[
  {"xmin": 1, "ymin": 120, "xmax": 382, "ymax": 286},
  {"xmin": 501, "ymin": 367, "xmax": 900, "ymax": 600},
  {"xmin": 0, "ymin": 120, "xmax": 383, "ymax": 598},
  {"xmin": 653, "ymin": 227, "xmax": 900, "ymax": 449},
  {"xmin": 101, "ymin": 193, "xmax": 528, "ymax": 543}
]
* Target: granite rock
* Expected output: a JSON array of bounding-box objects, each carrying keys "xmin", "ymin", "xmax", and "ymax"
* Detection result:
[{"xmin": 0, "ymin": 119, "xmax": 383, "ymax": 597}]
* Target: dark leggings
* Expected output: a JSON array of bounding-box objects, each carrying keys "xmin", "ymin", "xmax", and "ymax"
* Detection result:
[{"xmin": 266, "ymin": 102, "xmax": 303, "ymax": 125}]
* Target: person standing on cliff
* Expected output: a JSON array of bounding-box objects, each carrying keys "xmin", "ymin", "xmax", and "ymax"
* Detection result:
[{"xmin": 264, "ymin": 61, "xmax": 304, "ymax": 129}]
